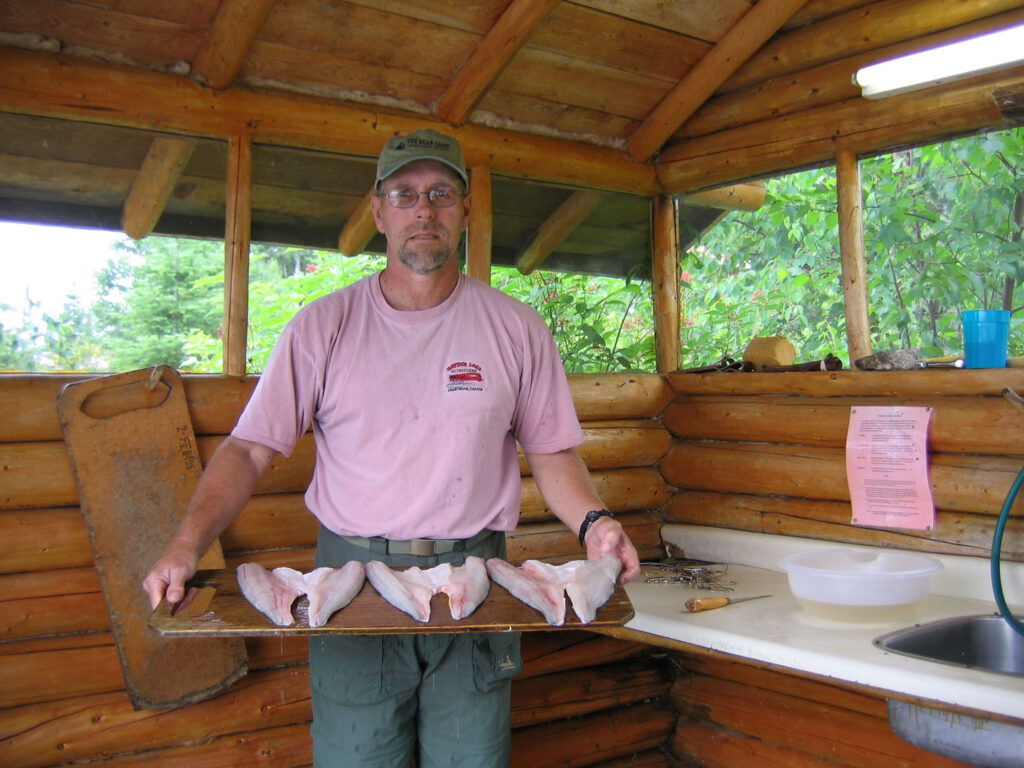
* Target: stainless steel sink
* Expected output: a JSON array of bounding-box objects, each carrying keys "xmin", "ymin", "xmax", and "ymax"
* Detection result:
[{"xmin": 874, "ymin": 613, "xmax": 1024, "ymax": 676}]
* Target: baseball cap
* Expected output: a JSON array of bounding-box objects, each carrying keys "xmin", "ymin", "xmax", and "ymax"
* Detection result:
[{"xmin": 375, "ymin": 129, "xmax": 468, "ymax": 190}]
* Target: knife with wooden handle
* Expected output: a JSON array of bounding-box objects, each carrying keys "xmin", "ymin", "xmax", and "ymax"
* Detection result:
[{"xmin": 684, "ymin": 595, "xmax": 771, "ymax": 612}]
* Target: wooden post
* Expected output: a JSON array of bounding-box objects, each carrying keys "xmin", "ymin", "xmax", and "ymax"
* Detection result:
[
  {"xmin": 466, "ymin": 165, "xmax": 493, "ymax": 283},
  {"xmin": 652, "ymin": 195, "xmax": 681, "ymax": 373},
  {"xmin": 836, "ymin": 149, "xmax": 872, "ymax": 365},
  {"xmin": 224, "ymin": 135, "xmax": 252, "ymax": 376}
]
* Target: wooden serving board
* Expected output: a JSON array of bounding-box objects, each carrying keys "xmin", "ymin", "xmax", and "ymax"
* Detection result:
[{"xmin": 149, "ymin": 569, "xmax": 634, "ymax": 636}]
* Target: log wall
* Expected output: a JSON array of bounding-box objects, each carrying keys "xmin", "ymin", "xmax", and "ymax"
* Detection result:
[
  {"xmin": 651, "ymin": 367, "xmax": 1023, "ymax": 768},
  {"xmin": 4, "ymin": 368, "xmax": 1020, "ymax": 767},
  {"xmin": 662, "ymin": 369, "xmax": 1024, "ymax": 560},
  {"xmin": 0, "ymin": 371, "xmax": 677, "ymax": 768}
]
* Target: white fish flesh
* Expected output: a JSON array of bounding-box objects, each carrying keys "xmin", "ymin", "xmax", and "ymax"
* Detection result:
[
  {"xmin": 365, "ymin": 556, "xmax": 490, "ymax": 622},
  {"xmin": 486, "ymin": 557, "xmax": 567, "ymax": 625},
  {"xmin": 303, "ymin": 561, "xmax": 366, "ymax": 628},
  {"xmin": 236, "ymin": 562, "xmax": 366, "ymax": 627},
  {"xmin": 562, "ymin": 556, "xmax": 621, "ymax": 624},
  {"xmin": 236, "ymin": 563, "xmax": 306, "ymax": 626},
  {"xmin": 486, "ymin": 555, "xmax": 621, "ymax": 625}
]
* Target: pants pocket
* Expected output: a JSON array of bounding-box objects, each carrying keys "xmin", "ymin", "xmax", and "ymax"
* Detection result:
[
  {"xmin": 309, "ymin": 635, "xmax": 387, "ymax": 706},
  {"xmin": 468, "ymin": 631, "xmax": 522, "ymax": 693}
]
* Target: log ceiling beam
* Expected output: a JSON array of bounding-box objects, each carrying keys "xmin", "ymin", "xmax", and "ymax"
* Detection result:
[
  {"xmin": 337, "ymin": 192, "xmax": 377, "ymax": 257},
  {"xmin": 0, "ymin": 48, "xmax": 659, "ymax": 197},
  {"xmin": 191, "ymin": 0, "xmax": 278, "ymax": 89},
  {"xmin": 516, "ymin": 189, "xmax": 605, "ymax": 274},
  {"xmin": 626, "ymin": 0, "xmax": 809, "ymax": 163},
  {"xmin": 656, "ymin": 63, "xmax": 1024, "ymax": 193},
  {"xmin": 434, "ymin": 0, "xmax": 559, "ymax": 126},
  {"xmin": 121, "ymin": 137, "xmax": 197, "ymax": 240},
  {"xmin": 682, "ymin": 182, "xmax": 765, "ymax": 212}
]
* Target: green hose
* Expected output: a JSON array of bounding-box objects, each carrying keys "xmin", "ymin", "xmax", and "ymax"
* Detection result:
[{"xmin": 991, "ymin": 464, "xmax": 1024, "ymax": 637}]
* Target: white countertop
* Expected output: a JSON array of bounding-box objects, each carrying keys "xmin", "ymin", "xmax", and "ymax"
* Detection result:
[{"xmin": 622, "ymin": 525, "xmax": 1024, "ymax": 722}]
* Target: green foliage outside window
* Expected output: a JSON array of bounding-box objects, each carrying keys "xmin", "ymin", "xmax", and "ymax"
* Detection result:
[{"xmin": 2, "ymin": 127, "xmax": 1021, "ymax": 374}]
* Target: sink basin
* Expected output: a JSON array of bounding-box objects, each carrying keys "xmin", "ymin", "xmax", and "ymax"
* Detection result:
[{"xmin": 874, "ymin": 614, "xmax": 1024, "ymax": 676}]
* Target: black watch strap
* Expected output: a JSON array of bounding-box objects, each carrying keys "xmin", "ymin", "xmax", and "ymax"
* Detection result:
[{"xmin": 578, "ymin": 509, "xmax": 614, "ymax": 546}]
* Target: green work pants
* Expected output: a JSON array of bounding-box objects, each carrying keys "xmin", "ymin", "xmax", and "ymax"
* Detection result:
[{"xmin": 309, "ymin": 527, "xmax": 522, "ymax": 768}]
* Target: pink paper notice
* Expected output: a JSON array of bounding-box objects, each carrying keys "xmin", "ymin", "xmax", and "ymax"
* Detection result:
[{"xmin": 845, "ymin": 406, "xmax": 935, "ymax": 530}]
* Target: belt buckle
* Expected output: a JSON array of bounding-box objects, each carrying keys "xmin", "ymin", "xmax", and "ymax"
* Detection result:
[{"xmin": 408, "ymin": 539, "xmax": 436, "ymax": 556}]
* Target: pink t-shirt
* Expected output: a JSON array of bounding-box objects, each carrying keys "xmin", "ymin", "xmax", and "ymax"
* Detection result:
[{"xmin": 233, "ymin": 272, "xmax": 583, "ymax": 540}]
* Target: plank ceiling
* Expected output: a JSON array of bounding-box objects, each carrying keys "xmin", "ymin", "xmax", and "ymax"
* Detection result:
[{"xmin": 1, "ymin": 0, "xmax": 1023, "ymax": 277}]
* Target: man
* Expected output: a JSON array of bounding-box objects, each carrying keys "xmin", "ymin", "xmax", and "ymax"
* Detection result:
[{"xmin": 143, "ymin": 128, "xmax": 641, "ymax": 767}]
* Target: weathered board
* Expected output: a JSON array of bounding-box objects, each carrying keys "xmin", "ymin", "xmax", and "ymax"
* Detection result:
[
  {"xmin": 150, "ymin": 567, "xmax": 634, "ymax": 636},
  {"xmin": 57, "ymin": 367, "xmax": 248, "ymax": 710}
]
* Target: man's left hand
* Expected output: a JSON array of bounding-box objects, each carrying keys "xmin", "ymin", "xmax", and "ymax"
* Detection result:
[{"xmin": 584, "ymin": 517, "xmax": 641, "ymax": 582}]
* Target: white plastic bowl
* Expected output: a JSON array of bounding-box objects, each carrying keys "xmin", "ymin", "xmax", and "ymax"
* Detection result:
[{"xmin": 778, "ymin": 549, "xmax": 943, "ymax": 621}]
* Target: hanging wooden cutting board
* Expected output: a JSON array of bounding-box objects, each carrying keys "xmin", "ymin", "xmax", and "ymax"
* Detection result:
[{"xmin": 58, "ymin": 366, "xmax": 248, "ymax": 710}]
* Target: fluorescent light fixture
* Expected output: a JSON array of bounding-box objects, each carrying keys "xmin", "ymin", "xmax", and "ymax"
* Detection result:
[{"xmin": 854, "ymin": 23, "xmax": 1024, "ymax": 99}]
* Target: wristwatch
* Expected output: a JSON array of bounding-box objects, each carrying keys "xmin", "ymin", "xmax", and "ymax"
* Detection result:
[{"xmin": 578, "ymin": 509, "xmax": 615, "ymax": 546}]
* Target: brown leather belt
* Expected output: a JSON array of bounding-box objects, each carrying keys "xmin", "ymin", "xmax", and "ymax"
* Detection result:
[{"xmin": 340, "ymin": 529, "xmax": 497, "ymax": 556}]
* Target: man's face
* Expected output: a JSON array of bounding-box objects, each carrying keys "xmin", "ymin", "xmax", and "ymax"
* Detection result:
[{"xmin": 371, "ymin": 160, "xmax": 470, "ymax": 276}]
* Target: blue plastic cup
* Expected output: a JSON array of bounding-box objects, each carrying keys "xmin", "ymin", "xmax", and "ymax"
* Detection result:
[{"xmin": 962, "ymin": 309, "xmax": 1010, "ymax": 368}]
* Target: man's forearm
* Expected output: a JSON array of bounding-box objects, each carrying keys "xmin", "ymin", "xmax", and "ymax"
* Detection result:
[{"xmin": 171, "ymin": 435, "xmax": 277, "ymax": 555}]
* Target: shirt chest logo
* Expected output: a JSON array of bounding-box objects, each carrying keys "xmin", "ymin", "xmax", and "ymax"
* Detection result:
[{"xmin": 446, "ymin": 361, "xmax": 484, "ymax": 392}]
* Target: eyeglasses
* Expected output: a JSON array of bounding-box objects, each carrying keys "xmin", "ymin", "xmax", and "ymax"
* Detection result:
[{"xmin": 379, "ymin": 186, "xmax": 462, "ymax": 209}]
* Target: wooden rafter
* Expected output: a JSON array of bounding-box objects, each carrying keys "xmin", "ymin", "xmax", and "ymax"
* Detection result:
[
  {"xmin": 516, "ymin": 189, "xmax": 605, "ymax": 274},
  {"xmin": 120, "ymin": 137, "xmax": 197, "ymax": 240},
  {"xmin": 0, "ymin": 48, "xmax": 659, "ymax": 196},
  {"xmin": 192, "ymin": 0, "xmax": 278, "ymax": 89},
  {"xmin": 434, "ymin": 0, "xmax": 560, "ymax": 125},
  {"xmin": 682, "ymin": 182, "xmax": 765, "ymax": 212},
  {"xmin": 337, "ymin": 192, "xmax": 377, "ymax": 257},
  {"xmin": 627, "ymin": 0, "xmax": 808, "ymax": 162}
]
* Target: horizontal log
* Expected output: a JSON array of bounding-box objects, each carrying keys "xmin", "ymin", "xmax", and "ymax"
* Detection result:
[
  {"xmin": 666, "ymin": 369, "xmax": 1024, "ymax": 397},
  {"xmin": 0, "ymin": 371, "xmax": 671, "ymax": 444},
  {"xmin": 0, "ymin": 507, "xmax": 93, "ymax": 573},
  {"xmin": 2, "ymin": 466, "xmax": 669, "ymax": 575},
  {"xmin": 673, "ymin": 719, "xmax": 848, "ymax": 768},
  {"xmin": 0, "ymin": 421, "xmax": 670, "ymax": 510},
  {"xmin": 518, "ymin": 631, "xmax": 649, "ymax": 680},
  {"xmin": 509, "ymin": 701, "xmax": 675, "ymax": 768},
  {"xmin": 661, "ymin": 441, "xmax": 1024, "ymax": 517},
  {"xmin": 591, "ymin": 751, "xmax": 672, "ymax": 768},
  {"xmin": 506, "ymin": 514, "xmax": 665, "ymax": 563},
  {"xmin": 0, "ymin": 642, "xmax": 124, "ymax": 709},
  {"xmin": 0, "ymin": 48, "xmax": 660, "ymax": 195},
  {"xmin": 511, "ymin": 661, "xmax": 671, "ymax": 728},
  {"xmin": 0, "ymin": 667, "xmax": 312, "ymax": 768},
  {"xmin": 664, "ymin": 491, "xmax": 1023, "ymax": 559},
  {"xmin": 657, "ymin": 62, "xmax": 1024, "ymax": 192},
  {"xmin": 521, "ymin": 468, "xmax": 674, "ymax": 522},
  {"xmin": 671, "ymin": 674, "xmax": 972, "ymax": 768},
  {"xmin": 83, "ymin": 723, "xmax": 312, "ymax": 767},
  {"xmin": 663, "ymin": 395, "xmax": 1024, "ymax": 455},
  {"xmin": 670, "ymin": 649, "xmax": 887, "ymax": 720}
]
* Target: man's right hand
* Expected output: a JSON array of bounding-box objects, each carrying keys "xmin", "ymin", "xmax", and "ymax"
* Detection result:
[{"xmin": 142, "ymin": 545, "xmax": 200, "ymax": 610}]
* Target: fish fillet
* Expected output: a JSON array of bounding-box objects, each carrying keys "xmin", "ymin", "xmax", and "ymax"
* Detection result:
[
  {"xmin": 486, "ymin": 555, "xmax": 621, "ymax": 625},
  {"xmin": 486, "ymin": 558, "xmax": 567, "ymax": 626},
  {"xmin": 303, "ymin": 561, "xmax": 366, "ymax": 628},
  {"xmin": 365, "ymin": 556, "xmax": 490, "ymax": 622},
  {"xmin": 236, "ymin": 563, "xmax": 306, "ymax": 626},
  {"xmin": 236, "ymin": 562, "xmax": 366, "ymax": 627}
]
